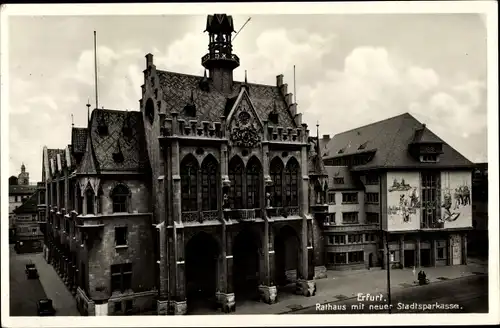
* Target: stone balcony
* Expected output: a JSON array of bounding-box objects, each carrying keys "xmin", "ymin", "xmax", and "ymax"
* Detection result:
[
  {"xmin": 223, "ymin": 208, "xmax": 262, "ymax": 222},
  {"xmin": 266, "ymin": 206, "xmax": 300, "ymax": 218},
  {"xmin": 181, "ymin": 210, "xmax": 220, "ymax": 224}
]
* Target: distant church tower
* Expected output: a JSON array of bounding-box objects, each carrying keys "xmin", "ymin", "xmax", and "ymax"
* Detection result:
[{"xmin": 18, "ymin": 163, "xmax": 29, "ymax": 185}]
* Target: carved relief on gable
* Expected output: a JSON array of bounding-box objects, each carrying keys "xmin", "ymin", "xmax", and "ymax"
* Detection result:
[{"xmin": 229, "ymin": 98, "xmax": 263, "ymax": 149}]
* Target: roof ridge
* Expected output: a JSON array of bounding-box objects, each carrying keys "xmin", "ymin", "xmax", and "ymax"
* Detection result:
[
  {"xmin": 333, "ymin": 112, "xmax": 411, "ymax": 137},
  {"xmin": 157, "ymin": 69, "xmax": 280, "ymax": 90}
]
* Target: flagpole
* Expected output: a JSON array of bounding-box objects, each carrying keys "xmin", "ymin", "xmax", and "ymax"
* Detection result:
[{"xmin": 94, "ymin": 31, "xmax": 99, "ymax": 110}]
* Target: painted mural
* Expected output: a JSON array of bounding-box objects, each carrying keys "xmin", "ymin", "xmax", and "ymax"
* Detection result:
[
  {"xmin": 386, "ymin": 172, "xmax": 421, "ymax": 231},
  {"xmin": 440, "ymin": 171, "xmax": 472, "ymax": 229}
]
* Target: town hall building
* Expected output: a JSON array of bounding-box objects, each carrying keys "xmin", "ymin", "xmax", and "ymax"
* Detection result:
[{"xmin": 38, "ymin": 14, "xmax": 325, "ymax": 316}]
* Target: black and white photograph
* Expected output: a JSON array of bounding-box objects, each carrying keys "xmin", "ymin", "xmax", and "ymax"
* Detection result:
[{"xmin": 1, "ymin": 2, "xmax": 498, "ymax": 327}]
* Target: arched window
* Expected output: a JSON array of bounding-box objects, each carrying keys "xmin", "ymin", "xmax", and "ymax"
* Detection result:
[
  {"xmin": 112, "ymin": 184, "xmax": 130, "ymax": 213},
  {"xmin": 76, "ymin": 184, "xmax": 83, "ymax": 214},
  {"xmin": 246, "ymin": 157, "xmax": 262, "ymax": 209},
  {"xmin": 201, "ymin": 156, "xmax": 218, "ymax": 211},
  {"xmin": 180, "ymin": 155, "xmax": 198, "ymax": 212},
  {"xmin": 85, "ymin": 187, "xmax": 95, "ymax": 215},
  {"xmin": 285, "ymin": 158, "xmax": 299, "ymax": 207},
  {"xmin": 270, "ymin": 157, "xmax": 284, "ymax": 207},
  {"xmin": 228, "ymin": 156, "xmax": 244, "ymax": 209}
]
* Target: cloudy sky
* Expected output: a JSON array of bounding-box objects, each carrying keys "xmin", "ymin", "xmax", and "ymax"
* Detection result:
[{"xmin": 7, "ymin": 11, "xmax": 488, "ymax": 182}]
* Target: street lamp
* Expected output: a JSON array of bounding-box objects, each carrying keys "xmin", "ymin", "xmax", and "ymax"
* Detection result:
[{"xmin": 385, "ymin": 230, "xmax": 392, "ymax": 314}]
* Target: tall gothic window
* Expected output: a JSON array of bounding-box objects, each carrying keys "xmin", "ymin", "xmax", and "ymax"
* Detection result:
[
  {"xmin": 246, "ymin": 157, "xmax": 262, "ymax": 209},
  {"xmin": 228, "ymin": 156, "xmax": 244, "ymax": 209},
  {"xmin": 76, "ymin": 184, "xmax": 83, "ymax": 214},
  {"xmin": 112, "ymin": 184, "xmax": 130, "ymax": 213},
  {"xmin": 285, "ymin": 158, "xmax": 299, "ymax": 207},
  {"xmin": 270, "ymin": 157, "xmax": 284, "ymax": 207},
  {"xmin": 201, "ymin": 156, "xmax": 218, "ymax": 211},
  {"xmin": 180, "ymin": 155, "xmax": 198, "ymax": 212},
  {"xmin": 421, "ymin": 171, "xmax": 440, "ymax": 228},
  {"xmin": 85, "ymin": 187, "xmax": 95, "ymax": 215}
]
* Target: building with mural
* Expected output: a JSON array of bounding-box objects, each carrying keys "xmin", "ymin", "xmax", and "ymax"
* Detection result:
[
  {"xmin": 38, "ymin": 14, "xmax": 323, "ymax": 316},
  {"xmin": 321, "ymin": 113, "xmax": 474, "ymax": 270}
]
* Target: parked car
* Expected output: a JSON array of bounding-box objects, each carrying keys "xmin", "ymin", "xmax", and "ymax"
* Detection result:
[
  {"xmin": 25, "ymin": 263, "xmax": 39, "ymax": 279},
  {"xmin": 37, "ymin": 299, "xmax": 56, "ymax": 316}
]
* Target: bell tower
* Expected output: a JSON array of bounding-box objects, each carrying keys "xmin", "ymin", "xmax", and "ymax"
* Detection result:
[{"xmin": 201, "ymin": 14, "xmax": 240, "ymax": 94}]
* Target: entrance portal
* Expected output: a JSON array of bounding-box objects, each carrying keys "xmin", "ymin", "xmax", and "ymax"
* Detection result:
[
  {"xmin": 274, "ymin": 225, "xmax": 300, "ymax": 286},
  {"xmin": 403, "ymin": 250, "xmax": 416, "ymax": 268},
  {"xmin": 420, "ymin": 249, "xmax": 432, "ymax": 267},
  {"xmin": 368, "ymin": 253, "xmax": 374, "ymax": 268},
  {"xmin": 233, "ymin": 228, "xmax": 261, "ymax": 301},
  {"xmin": 185, "ymin": 232, "xmax": 219, "ymax": 312}
]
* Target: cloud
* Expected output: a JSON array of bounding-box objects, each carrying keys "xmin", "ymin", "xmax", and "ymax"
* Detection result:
[{"xmin": 8, "ymin": 25, "xmax": 487, "ymax": 182}]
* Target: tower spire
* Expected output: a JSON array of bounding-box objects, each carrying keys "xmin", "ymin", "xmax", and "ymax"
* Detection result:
[
  {"xmin": 86, "ymin": 99, "xmax": 91, "ymax": 125},
  {"xmin": 202, "ymin": 14, "xmax": 240, "ymax": 94}
]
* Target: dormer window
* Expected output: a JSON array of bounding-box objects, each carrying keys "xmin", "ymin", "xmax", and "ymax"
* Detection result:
[
  {"xmin": 337, "ymin": 148, "xmax": 345, "ymax": 154},
  {"xmin": 97, "ymin": 116, "xmax": 108, "ymax": 136},
  {"xmin": 358, "ymin": 142, "xmax": 367, "ymax": 150},
  {"xmin": 421, "ymin": 154, "xmax": 439, "ymax": 163}
]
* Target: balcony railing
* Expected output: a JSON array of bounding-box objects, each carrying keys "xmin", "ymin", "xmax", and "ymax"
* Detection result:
[
  {"xmin": 266, "ymin": 206, "xmax": 300, "ymax": 218},
  {"xmin": 223, "ymin": 208, "xmax": 258, "ymax": 222},
  {"xmin": 310, "ymin": 204, "xmax": 328, "ymax": 213},
  {"xmin": 181, "ymin": 210, "xmax": 220, "ymax": 223}
]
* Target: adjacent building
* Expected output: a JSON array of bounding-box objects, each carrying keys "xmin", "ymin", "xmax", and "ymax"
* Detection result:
[
  {"xmin": 39, "ymin": 14, "xmax": 322, "ymax": 316},
  {"xmin": 13, "ymin": 190, "xmax": 44, "ymax": 253},
  {"xmin": 319, "ymin": 113, "xmax": 474, "ymax": 270},
  {"xmin": 9, "ymin": 164, "xmax": 37, "ymax": 243},
  {"xmin": 470, "ymin": 162, "xmax": 488, "ymax": 256}
]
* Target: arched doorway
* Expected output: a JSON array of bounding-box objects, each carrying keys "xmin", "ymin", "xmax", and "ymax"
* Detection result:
[
  {"xmin": 369, "ymin": 253, "xmax": 374, "ymax": 268},
  {"xmin": 233, "ymin": 228, "xmax": 261, "ymax": 301},
  {"xmin": 185, "ymin": 232, "xmax": 220, "ymax": 312},
  {"xmin": 274, "ymin": 225, "xmax": 300, "ymax": 287}
]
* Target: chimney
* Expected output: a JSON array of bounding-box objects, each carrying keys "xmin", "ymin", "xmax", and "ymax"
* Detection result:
[
  {"xmin": 289, "ymin": 103, "xmax": 297, "ymax": 117},
  {"xmin": 281, "ymin": 83, "xmax": 288, "ymax": 97},
  {"xmin": 146, "ymin": 53, "xmax": 154, "ymax": 68},
  {"xmin": 322, "ymin": 134, "xmax": 330, "ymax": 140},
  {"xmin": 276, "ymin": 74, "xmax": 284, "ymax": 87}
]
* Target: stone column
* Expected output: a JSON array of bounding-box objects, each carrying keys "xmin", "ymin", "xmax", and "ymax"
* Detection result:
[
  {"xmin": 415, "ymin": 235, "xmax": 421, "ymax": 268},
  {"xmin": 216, "ymin": 225, "xmax": 235, "ymax": 312},
  {"xmin": 399, "ymin": 235, "xmax": 405, "ymax": 268},
  {"xmin": 171, "ymin": 140, "xmax": 182, "ymax": 223},
  {"xmin": 462, "ymin": 233, "xmax": 467, "ymax": 265},
  {"xmin": 64, "ymin": 172, "xmax": 69, "ymax": 210},
  {"xmin": 173, "ymin": 228, "xmax": 186, "ymax": 315},
  {"xmin": 258, "ymin": 220, "xmax": 277, "ymax": 304},
  {"xmin": 56, "ymin": 179, "xmax": 61, "ymax": 210},
  {"xmin": 157, "ymin": 223, "xmax": 169, "ymax": 315},
  {"xmin": 295, "ymin": 143, "xmax": 316, "ymax": 297},
  {"xmin": 433, "ymin": 238, "xmax": 438, "ymax": 266}
]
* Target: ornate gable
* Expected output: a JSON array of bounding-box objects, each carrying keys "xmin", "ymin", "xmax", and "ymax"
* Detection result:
[{"xmin": 226, "ymin": 89, "xmax": 263, "ymax": 149}]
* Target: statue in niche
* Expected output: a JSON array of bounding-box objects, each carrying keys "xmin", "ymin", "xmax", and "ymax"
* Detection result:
[
  {"xmin": 266, "ymin": 192, "xmax": 271, "ymax": 208},
  {"xmin": 223, "ymin": 193, "xmax": 230, "ymax": 209}
]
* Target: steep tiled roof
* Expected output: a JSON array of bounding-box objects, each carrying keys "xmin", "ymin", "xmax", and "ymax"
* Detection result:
[
  {"xmin": 325, "ymin": 166, "xmax": 364, "ymax": 191},
  {"xmin": 71, "ymin": 127, "xmax": 88, "ymax": 154},
  {"xmin": 157, "ymin": 71, "xmax": 297, "ymax": 128},
  {"xmin": 77, "ymin": 109, "xmax": 150, "ymax": 173},
  {"xmin": 13, "ymin": 192, "xmax": 38, "ymax": 214},
  {"xmin": 9, "ymin": 184, "xmax": 37, "ymax": 195},
  {"xmin": 46, "ymin": 148, "xmax": 65, "ymax": 176},
  {"xmin": 324, "ymin": 113, "xmax": 473, "ymax": 170}
]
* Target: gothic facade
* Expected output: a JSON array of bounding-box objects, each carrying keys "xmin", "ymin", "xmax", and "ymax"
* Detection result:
[{"xmin": 39, "ymin": 14, "xmax": 325, "ymax": 316}]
